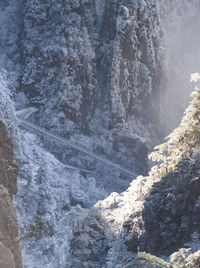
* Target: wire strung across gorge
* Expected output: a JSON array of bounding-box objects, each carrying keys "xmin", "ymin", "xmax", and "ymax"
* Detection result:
[{"xmin": 19, "ymin": 118, "xmax": 137, "ymax": 177}]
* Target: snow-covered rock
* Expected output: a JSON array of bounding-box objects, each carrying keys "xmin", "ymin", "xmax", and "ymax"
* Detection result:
[
  {"xmin": 1, "ymin": 0, "xmax": 200, "ymax": 267},
  {"xmin": 0, "ymin": 71, "xmax": 107, "ymax": 267}
]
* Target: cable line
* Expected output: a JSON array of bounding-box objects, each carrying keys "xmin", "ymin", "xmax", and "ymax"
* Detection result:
[{"xmin": 19, "ymin": 118, "xmax": 137, "ymax": 177}]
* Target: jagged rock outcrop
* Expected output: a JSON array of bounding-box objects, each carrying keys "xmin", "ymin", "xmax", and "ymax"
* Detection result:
[
  {"xmin": 1, "ymin": 0, "xmax": 200, "ymax": 267},
  {"xmin": 69, "ymin": 161, "xmax": 193, "ymax": 265},
  {"xmin": 64, "ymin": 86, "xmax": 200, "ymax": 267},
  {"xmin": 0, "ymin": 120, "xmax": 22, "ymax": 268},
  {"xmin": 0, "ymin": 75, "xmax": 108, "ymax": 268},
  {"xmin": 0, "ymin": 1, "xmax": 162, "ymax": 265},
  {"xmin": 14, "ymin": 0, "xmax": 164, "ymax": 181},
  {"xmin": 21, "ymin": 0, "xmax": 162, "ymax": 136}
]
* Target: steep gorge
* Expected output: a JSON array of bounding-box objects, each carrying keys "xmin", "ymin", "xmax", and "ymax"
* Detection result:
[
  {"xmin": 17, "ymin": 0, "xmax": 164, "ymax": 187},
  {"xmin": 0, "ymin": 0, "xmax": 200, "ymax": 267}
]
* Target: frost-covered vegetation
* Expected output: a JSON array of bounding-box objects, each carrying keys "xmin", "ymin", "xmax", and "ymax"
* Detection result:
[
  {"xmin": 1, "ymin": 0, "xmax": 200, "ymax": 267},
  {"xmin": 125, "ymin": 249, "xmax": 200, "ymax": 268},
  {"xmin": 150, "ymin": 85, "xmax": 200, "ymax": 168}
]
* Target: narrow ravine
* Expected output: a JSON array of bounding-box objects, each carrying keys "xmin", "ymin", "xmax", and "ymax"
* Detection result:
[{"xmin": 0, "ymin": 1, "xmax": 200, "ymax": 267}]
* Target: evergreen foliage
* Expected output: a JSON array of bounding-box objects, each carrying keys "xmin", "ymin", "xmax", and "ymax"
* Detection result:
[{"xmin": 149, "ymin": 86, "xmax": 200, "ymax": 169}]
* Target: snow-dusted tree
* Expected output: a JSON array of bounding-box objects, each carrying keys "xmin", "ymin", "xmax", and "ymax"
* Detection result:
[{"xmin": 149, "ymin": 85, "xmax": 200, "ymax": 170}]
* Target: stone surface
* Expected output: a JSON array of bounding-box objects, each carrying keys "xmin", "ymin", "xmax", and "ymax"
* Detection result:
[
  {"xmin": 64, "ymin": 138, "xmax": 200, "ymax": 266},
  {"xmin": 0, "ymin": 120, "xmax": 18, "ymax": 194},
  {"xmin": 15, "ymin": 0, "xmax": 165, "ymax": 183},
  {"xmin": 21, "ymin": 0, "xmax": 162, "ymax": 138},
  {"xmin": 0, "ymin": 242, "xmax": 15, "ymax": 268},
  {"xmin": 0, "ymin": 121, "xmax": 22, "ymax": 268},
  {"xmin": 1, "ymin": 0, "xmax": 200, "ymax": 267}
]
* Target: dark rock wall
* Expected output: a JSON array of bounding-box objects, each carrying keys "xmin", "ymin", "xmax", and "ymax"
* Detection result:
[
  {"xmin": 11, "ymin": 0, "xmax": 164, "ymax": 185},
  {"xmin": 21, "ymin": 0, "xmax": 97, "ymax": 133},
  {"xmin": 20, "ymin": 0, "xmax": 163, "ymax": 140}
]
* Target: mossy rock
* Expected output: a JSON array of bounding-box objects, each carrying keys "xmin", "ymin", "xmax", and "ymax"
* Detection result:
[{"xmin": 125, "ymin": 252, "xmax": 171, "ymax": 268}]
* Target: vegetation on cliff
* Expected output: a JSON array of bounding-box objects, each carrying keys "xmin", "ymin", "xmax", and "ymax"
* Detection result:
[{"xmin": 150, "ymin": 85, "xmax": 200, "ymax": 171}]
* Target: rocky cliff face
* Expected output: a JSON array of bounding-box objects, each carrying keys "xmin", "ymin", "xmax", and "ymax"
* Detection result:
[
  {"xmin": 0, "ymin": 120, "xmax": 22, "ymax": 268},
  {"xmin": 21, "ymin": 0, "xmax": 162, "ymax": 136},
  {"xmin": 14, "ymin": 0, "xmax": 165, "ymax": 184},
  {"xmin": 64, "ymin": 85, "xmax": 200, "ymax": 267},
  {"xmin": 0, "ymin": 1, "xmax": 160, "ymax": 265},
  {"xmin": 1, "ymin": 0, "xmax": 200, "ymax": 267}
]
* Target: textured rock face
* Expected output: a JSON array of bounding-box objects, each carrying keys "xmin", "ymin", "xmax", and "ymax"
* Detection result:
[
  {"xmin": 65, "ymin": 84, "xmax": 200, "ymax": 267},
  {"xmin": 99, "ymin": 0, "xmax": 162, "ymax": 127},
  {"xmin": 140, "ymin": 159, "xmax": 200, "ymax": 255},
  {"xmin": 0, "ymin": 120, "xmax": 18, "ymax": 194},
  {"xmin": 65, "ymin": 158, "xmax": 200, "ymax": 267},
  {"xmin": 21, "ymin": 0, "xmax": 97, "ymax": 132},
  {"xmin": 0, "ymin": 1, "xmax": 163, "ymax": 264},
  {"xmin": 21, "ymin": 0, "xmax": 162, "ymax": 136},
  {"xmin": 3, "ymin": 0, "xmax": 165, "ymax": 201},
  {"xmin": 1, "ymin": 0, "xmax": 200, "ymax": 267},
  {"xmin": 0, "ymin": 242, "xmax": 16, "ymax": 268},
  {"xmin": 0, "ymin": 121, "xmax": 22, "ymax": 268},
  {"xmin": 14, "ymin": 131, "xmax": 110, "ymax": 268},
  {"xmin": 66, "ymin": 174, "xmax": 155, "ymax": 267},
  {"xmin": 15, "ymin": 0, "xmax": 164, "ymax": 182},
  {"xmin": 0, "ymin": 76, "xmax": 108, "ymax": 267}
]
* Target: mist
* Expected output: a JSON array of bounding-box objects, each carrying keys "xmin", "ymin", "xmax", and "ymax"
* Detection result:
[{"xmin": 159, "ymin": 0, "xmax": 200, "ymax": 137}]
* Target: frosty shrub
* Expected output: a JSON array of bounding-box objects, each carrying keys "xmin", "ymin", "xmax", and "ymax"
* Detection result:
[{"xmin": 149, "ymin": 86, "xmax": 200, "ymax": 169}]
